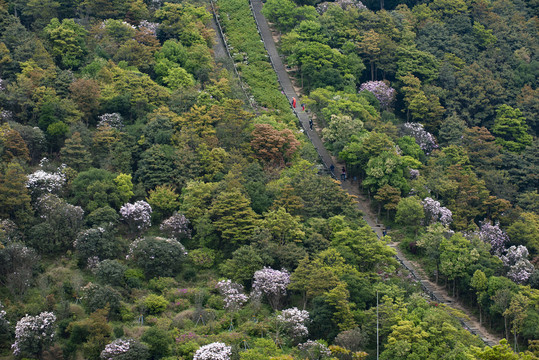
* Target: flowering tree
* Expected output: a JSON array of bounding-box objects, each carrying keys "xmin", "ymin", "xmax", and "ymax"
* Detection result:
[
  {"xmin": 402, "ymin": 122, "xmax": 438, "ymax": 155},
  {"xmin": 215, "ymin": 279, "xmax": 249, "ymax": 311},
  {"xmin": 26, "ymin": 169, "xmax": 65, "ymax": 198},
  {"xmin": 359, "ymin": 81, "xmax": 396, "ymax": 109},
  {"xmin": 476, "ymin": 220, "xmax": 509, "ymax": 256},
  {"xmin": 421, "ymin": 197, "xmax": 452, "ymax": 226},
  {"xmin": 12, "ymin": 312, "xmax": 56, "ymax": 358},
  {"xmin": 160, "ymin": 212, "xmax": 191, "ymax": 240},
  {"xmin": 297, "ymin": 340, "xmax": 332, "ymax": 360},
  {"xmin": 500, "ymin": 245, "xmax": 534, "ymax": 284},
  {"xmin": 252, "ymin": 267, "xmax": 290, "ymax": 310},
  {"xmin": 120, "ymin": 201, "xmax": 152, "ymax": 237},
  {"xmin": 74, "ymin": 227, "xmax": 117, "ymax": 263},
  {"xmin": 138, "ymin": 20, "xmax": 159, "ymax": 37},
  {"xmin": 31, "ymin": 194, "xmax": 84, "ymax": 253},
  {"xmin": 277, "ymin": 307, "xmax": 309, "ymax": 340},
  {"xmin": 97, "ymin": 113, "xmax": 124, "ymax": 130},
  {"xmin": 100, "ymin": 338, "xmax": 149, "ymax": 360},
  {"xmin": 0, "ymin": 301, "xmax": 9, "ymax": 333},
  {"xmin": 193, "ymin": 342, "xmax": 231, "ymax": 360}
]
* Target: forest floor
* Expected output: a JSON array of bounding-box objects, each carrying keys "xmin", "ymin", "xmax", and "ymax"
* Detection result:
[{"xmin": 247, "ymin": 0, "xmax": 503, "ymax": 347}]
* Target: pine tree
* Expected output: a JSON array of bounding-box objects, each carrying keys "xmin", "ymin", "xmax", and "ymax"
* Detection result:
[
  {"xmin": 60, "ymin": 132, "xmax": 91, "ymax": 171},
  {"xmin": 0, "ymin": 162, "xmax": 32, "ymax": 224}
]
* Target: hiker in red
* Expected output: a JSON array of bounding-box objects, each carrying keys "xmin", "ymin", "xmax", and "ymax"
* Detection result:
[{"xmin": 292, "ymin": 97, "xmax": 296, "ymax": 108}]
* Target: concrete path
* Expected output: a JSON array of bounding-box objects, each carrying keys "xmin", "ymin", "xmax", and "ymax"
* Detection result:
[{"xmin": 248, "ymin": 0, "xmax": 499, "ymax": 347}]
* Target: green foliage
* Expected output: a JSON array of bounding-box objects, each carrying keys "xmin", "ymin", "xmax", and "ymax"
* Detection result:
[
  {"xmin": 96, "ymin": 259, "xmax": 127, "ymax": 287},
  {"xmin": 44, "ymin": 18, "xmax": 87, "ymax": 68},
  {"xmin": 128, "ymin": 236, "xmax": 187, "ymax": 278},
  {"xmin": 72, "ymin": 168, "xmax": 122, "ymax": 212},
  {"xmin": 142, "ymin": 294, "xmax": 168, "ymax": 315},
  {"xmin": 141, "ymin": 326, "xmax": 173, "ymax": 359},
  {"xmin": 188, "ymin": 248, "xmax": 216, "ymax": 269},
  {"xmin": 492, "ymin": 105, "xmax": 533, "ymax": 153}
]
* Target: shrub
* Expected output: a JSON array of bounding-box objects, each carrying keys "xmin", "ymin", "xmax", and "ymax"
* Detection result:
[
  {"xmin": 96, "ymin": 260, "xmax": 127, "ymax": 287},
  {"xmin": 124, "ymin": 269, "xmax": 144, "ymax": 289},
  {"xmin": 143, "ymin": 294, "xmax": 168, "ymax": 315},
  {"xmin": 141, "ymin": 327, "xmax": 173, "ymax": 359},
  {"xmin": 148, "ymin": 277, "xmax": 178, "ymax": 293},
  {"xmin": 188, "ymin": 248, "xmax": 215, "ymax": 269},
  {"xmin": 82, "ymin": 283, "xmax": 122, "ymax": 318},
  {"xmin": 127, "ymin": 236, "xmax": 187, "ymax": 278},
  {"xmin": 74, "ymin": 227, "xmax": 118, "ymax": 263},
  {"xmin": 87, "ymin": 206, "xmax": 120, "ymax": 227}
]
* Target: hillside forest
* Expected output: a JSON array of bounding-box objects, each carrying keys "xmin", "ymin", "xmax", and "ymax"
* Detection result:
[{"xmin": 0, "ymin": 0, "xmax": 538, "ymax": 359}]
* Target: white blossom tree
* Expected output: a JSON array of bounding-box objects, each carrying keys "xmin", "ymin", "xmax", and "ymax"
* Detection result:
[
  {"xmin": 120, "ymin": 201, "xmax": 152, "ymax": 237},
  {"xmin": 277, "ymin": 307, "xmax": 310, "ymax": 341},
  {"xmin": 160, "ymin": 212, "xmax": 191, "ymax": 240},
  {"xmin": 100, "ymin": 338, "xmax": 149, "ymax": 360},
  {"xmin": 501, "ymin": 245, "xmax": 535, "ymax": 284},
  {"xmin": 193, "ymin": 342, "xmax": 231, "ymax": 360},
  {"xmin": 215, "ymin": 279, "xmax": 248, "ymax": 311},
  {"xmin": 12, "ymin": 312, "xmax": 56, "ymax": 358}
]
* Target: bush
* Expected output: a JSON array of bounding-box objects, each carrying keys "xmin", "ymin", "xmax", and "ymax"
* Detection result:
[
  {"xmin": 74, "ymin": 227, "xmax": 118, "ymax": 263},
  {"xmin": 124, "ymin": 268, "xmax": 144, "ymax": 289},
  {"xmin": 148, "ymin": 277, "xmax": 178, "ymax": 293},
  {"xmin": 82, "ymin": 283, "xmax": 122, "ymax": 318},
  {"xmin": 86, "ymin": 206, "xmax": 119, "ymax": 227},
  {"xmin": 96, "ymin": 260, "xmax": 127, "ymax": 287},
  {"xmin": 188, "ymin": 248, "xmax": 216, "ymax": 269},
  {"xmin": 143, "ymin": 294, "xmax": 168, "ymax": 315},
  {"xmin": 127, "ymin": 236, "xmax": 187, "ymax": 278},
  {"xmin": 141, "ymin": 327, "xmax": 173, "ymax": 359}
]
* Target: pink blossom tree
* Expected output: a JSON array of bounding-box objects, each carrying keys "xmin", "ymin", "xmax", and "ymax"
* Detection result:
[
  {"xmin": 160, "ymin": 212, "xmax": 191, "ymax": 240},
  {"xmin": 252, "ymin": 267, "xmax": 290, "ymax": 310},
  {"xmin": 422, "ymin": 197, "xmax": 452, "ymax": 226},
  {"xmin": 402, "ymin": 122, "xmax": 438, "ymax": 155},
  {"xmin": 359, "ymin": 81, "xmax": 396, "ymax": 109},
  {"xmin": 100, "ymin": 338, "xmax": 149, "ymax": 360},
  {"xmin": 476, "ymin": 220, "xmax": 509, "ymax": 256}
]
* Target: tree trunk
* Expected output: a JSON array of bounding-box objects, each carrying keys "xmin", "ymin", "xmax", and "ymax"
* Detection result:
[
  {"xmin": 504, "ymin": 316, "xmax": 509, "ymax": 340},
  {"xmin": 435, "ymin": 263, "xmax": 439, "ymax": 285},
  {"xmin": 479, "ymin": 305, "xmax": 482, "ymax": 325},
  {"xmin": 370, "ymin": 62, "xmax": 375, "ymax": 81}
]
